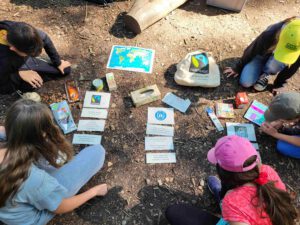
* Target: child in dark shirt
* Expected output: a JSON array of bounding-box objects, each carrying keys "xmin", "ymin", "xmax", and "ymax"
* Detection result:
[{"xmin": 0, "ymin": 20, "xmax": 71, "ymax": 94}]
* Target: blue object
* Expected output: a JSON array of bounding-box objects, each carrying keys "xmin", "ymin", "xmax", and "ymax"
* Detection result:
[
  {"xmin": 107, "ymin": 45, "xmax": 155, "ymax": 74},
  {"xmin": 277, "ymin": 138, "xmax": 300, "ymax": 159},
  {"xmin": 155, "ymin": 111, "xmax": 167, "ymax": 121},
  {"xmin": 240, "ymin": 55, "xmax": 286, "ymax": 88},
  {"xmin": 0, "ymin": 145, "xmax": 105, "ymax": 225},
  {"xmin": 50, "ymin": 100, "xmax": 77, "ymax": 134},
  {"xmin": 206, "ymin": 107, "xmax": 214, "ymax": 114},
  {"xmin": 207, "ymin": 176, "xmax": 222, "ymax": 203},
  {"xmin": 217, "ymin": 218, "xmax": 230, "ymax": 225}
]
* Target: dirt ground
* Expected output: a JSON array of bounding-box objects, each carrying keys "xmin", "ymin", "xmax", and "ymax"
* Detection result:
[{"xmin": 0, "ymin": 0, "xmax": 300, "ymax": 224}]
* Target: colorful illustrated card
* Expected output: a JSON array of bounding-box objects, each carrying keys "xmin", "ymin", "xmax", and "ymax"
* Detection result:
[
  {"xmin": 244, "ymin": 100, "xmax": 268, "ymax": 126},
  {"xmin": 148, "ymin": 107, "xmax": 175, "ymax": 125},
  {"xmin": 216, "ymin": 103, "xmax": 235, "ymax": 119},
  {"xmin": 83, "ymin": 91, "xmax": 111, "ymax": 109},
  {"xmin": 50, "ymin": 101, "xmax": 77, "ymax": 134},
  {"xmin": 189, "ymin": 53, "xmax": 209, "ymax": 74},
  {"xmin": 107, "ymin": 45, "xmax": 155, "ymax": 74}
]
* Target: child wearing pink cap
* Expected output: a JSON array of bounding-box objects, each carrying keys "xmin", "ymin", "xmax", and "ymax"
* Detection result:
[{"xmin": 166, "ymin": 135, "xmax": 297, "ymax": 225}]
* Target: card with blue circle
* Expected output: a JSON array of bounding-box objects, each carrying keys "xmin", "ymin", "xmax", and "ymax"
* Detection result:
[{"xmin": 148, "ymin": 107, "xmax": 174, "ymax": 125}]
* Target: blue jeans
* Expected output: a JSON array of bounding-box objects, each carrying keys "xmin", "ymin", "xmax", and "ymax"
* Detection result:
[
  {"xmin": 0, "ymin": 129, "xmax": 105, "ymax": 225},
  {"xmin": 240, "ymin": 55, "xmax": 286, "ymax": 88},
  {"xmin": 277, "ymin": 138, "xmax": 300, "ymax": 159},
  {"xmin": 41, "ymin": 145, "xmax": 105, "ymax": 224}
]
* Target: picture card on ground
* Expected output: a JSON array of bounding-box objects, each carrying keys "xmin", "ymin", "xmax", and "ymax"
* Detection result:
[
  {"xmin": 72, "ymin": 134, "xmax": 102, "ymax": 145},
  {"xmin": 148, "ymin": 107, "xmax": 175, "ymax": 125},
  {"xmin": 107, "ymin": 45, "xmax": 155, "ymax": 74},
  {"xmin": 83, "ymin": 91, "xmax": 111, "ymax": 109},
  {"xmin": 145, "ymin": 136, "xmax": 174, "ymax": 150},
  {"xmin": 77, "ymin": 120, "xmax": 105, "ymax": 132},
  {"xmin": 162, "ymin": 92, "xmax": 191, "ymax": 113},
  {"xmin": 244, "ymin": 100, "xmax": 268, "ymax": 126},
  {"xmin": 81, "ymin": 108, "xmax": 108, "ymax": 119},
  {"xmin": 216, "ymin": 103, "xmax": 235, "ymax": 119},
  {"xmin": 50, "ymin": 100, "xmax": 77, "ymax": 134},
  {"xmin": 146, "ymin": 153, "xmax": 176, "ymax": 164},
  {"xmin": 226, "ymin": 122, "xmax": 257, "ymax": 142},
  {"xmin": 146, "ymin": 124, "xmax": 174, "ymax": 137}
]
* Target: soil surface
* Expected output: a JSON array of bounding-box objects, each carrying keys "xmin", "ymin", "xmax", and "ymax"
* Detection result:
[{"xmin": 0, "ymin": 0, "xmax": 300, "ymax": 224}]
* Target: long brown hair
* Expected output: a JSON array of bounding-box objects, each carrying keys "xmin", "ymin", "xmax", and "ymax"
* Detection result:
[
  {"xmin": 217, "ymin": 156, "xmax": 298, "ymax": 225},
  {"xmin": 267, "ymin": 16, "xmax": 298, "ymax": 53},
  {"xmin": 0, "ymin": 99, "xmax": 74, "ymax": 207}
]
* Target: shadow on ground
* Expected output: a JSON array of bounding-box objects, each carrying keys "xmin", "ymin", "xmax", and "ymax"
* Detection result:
[{"xmin": 75, "ymin": 185, "xmax": 219, "ymax": 225}]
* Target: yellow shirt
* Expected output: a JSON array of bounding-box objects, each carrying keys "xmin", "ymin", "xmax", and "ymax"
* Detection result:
[{"xmin": 0, "ymin": 30, "xmax": 8, "ymax": 46}]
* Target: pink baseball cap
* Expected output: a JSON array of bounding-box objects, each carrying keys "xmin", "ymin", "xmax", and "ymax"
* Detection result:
[{"xmin": 207, "ymin": 135, "xmax": 259, "ymax": 172}]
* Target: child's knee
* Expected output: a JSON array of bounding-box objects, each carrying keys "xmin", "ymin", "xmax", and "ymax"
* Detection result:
[
  {"xmin": 63, "ymin": 67, "xmax": 71, "ymax": 76},
  {"xmin": 239, "ymin": 79, "xmax": 253, "ymax": 88}
]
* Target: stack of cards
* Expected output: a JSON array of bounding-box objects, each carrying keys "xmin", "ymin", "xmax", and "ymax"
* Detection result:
[
  {"xmin": 145, "ymin": 107, "xmax": 176, "ymax": 164},
  {"xmin": 72, "ymin": 91, "xmax": 111, "ymax": 145}
]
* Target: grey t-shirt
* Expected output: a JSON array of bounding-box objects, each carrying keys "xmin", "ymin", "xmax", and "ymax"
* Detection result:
[{"xmin": 0, "ymin": 165, "xmax": 67, "ymax": 225}]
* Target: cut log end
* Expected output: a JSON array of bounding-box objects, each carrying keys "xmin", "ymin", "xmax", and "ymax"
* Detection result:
[{"xmin": 124, "ymin": 15, "xmax": 142, "ymax": 34}]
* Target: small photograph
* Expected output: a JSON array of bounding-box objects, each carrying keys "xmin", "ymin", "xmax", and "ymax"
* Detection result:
[
  {"xmin": 226, "ymin": 122, "xmax": 257, "ymax": 142},
  {"xmin": 91, "ymin": 95, "xmax": 101, "ymax": 105},
  {"xmin": 234, "ymin": 126, "xmax": 248, "ymax": 138}
]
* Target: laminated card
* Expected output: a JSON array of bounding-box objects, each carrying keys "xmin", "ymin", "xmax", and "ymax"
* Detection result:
[
  {"xmin": 146, "ymin": 153, "xmax": 176, "ymax": 164},
  {"xmin": 162, "ymin": 92, "xmax": 191, "ymax": 113},
  {"xmin": 81, "ymin": 108, "xmax": 108, "ymax": 119},
  {"xmin": 77, "ymin": 120, "xmax": 106, "ymax": 132},
  {"xmin": 83, "ymin": 91, "xmax": 111, "ymax": 109},
  {"xmin": 72, "ymin": 134, "xmax": 102, "ymax": 145},
  {"xmin": 148, "ymin": 107, "xmax": 175, "ymax": 125},
  {"xmin": 145, "ymin": 136, "xmax": 174, "ymax": 150},
  {"xmin": 146, "ymin": 124, "xmax": 174, "ymax": 137},
  {"xmin": 244, "ymin": 100, "xmax": 268, "ymax": 126},
  {"xmin": 226, "ymin": 122, "xmax": 257, "ymax": 142}
]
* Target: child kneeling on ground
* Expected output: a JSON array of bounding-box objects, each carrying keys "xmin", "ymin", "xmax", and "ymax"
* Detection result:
[
  {"xmin": 0, "ymin": 20, "xmax": 71, "ymax": 94},
  {"xmin": 261, "ymin": 92, "xmax": 300, "ymax": 159},
  {"xmin": 166, "ymin": 135, "xmax": 298, "ymax": 225},
  {"xmin": 0, "ymin": 99, "xmax": 107, "ymax": 225}
]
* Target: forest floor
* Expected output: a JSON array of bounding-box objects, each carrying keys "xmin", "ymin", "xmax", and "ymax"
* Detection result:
[{"xmin": 0, "ymin": 0, "xmax": 300, "ymax": 224}]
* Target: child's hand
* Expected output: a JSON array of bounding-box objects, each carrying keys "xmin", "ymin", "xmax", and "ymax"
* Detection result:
[
  {"xmin": 223, "ymin": 67, "xmax": 239, "ymax": 78},
  {"xmin": 91, "ymin": 184, "xmax": 108, "ymax": 197},
  {"xmin": 58, "ymin": 60, "xmax": 71, "ymax": 74},
  {"xmin": 270, "ymin": 119, "xmax": 284, "ymax": 130},
  {"xmin": 19, "ymin": 70, "xmax": 43, "ymax": 88},
  {"xmin": 260, "ymin": 122, "xmax": 279, "ymax": 137}
]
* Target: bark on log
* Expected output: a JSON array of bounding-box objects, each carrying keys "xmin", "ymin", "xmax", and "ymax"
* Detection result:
[{"xmin": 124, "ymin": 0, "xmax": 188, "ymax": 34}]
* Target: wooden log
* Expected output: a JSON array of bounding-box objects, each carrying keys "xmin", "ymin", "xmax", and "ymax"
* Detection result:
[{"xmin": 124, "ymin": 0, "xmax": 188, "ymax": 34}]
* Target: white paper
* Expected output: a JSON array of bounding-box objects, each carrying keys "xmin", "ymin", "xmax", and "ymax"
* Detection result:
[
  {"xmin": 77, "ymin": 120, "xmax": 106, "ymax": 132},
  {"xmin": 145, "ymin": 136, "xmax": 174, "ymax": 150},
  {"xmin": 146, "ymin": 153, "xmax": 176, "ymax": 164},
  {"xmin": 148, "ymin": 107, "xmax": 175, "ymax": 125},
  {"xmin": 226, "ymin": 122, "xmax": 257, "ymax": 142},
  {"xmin": 162, "ymin": 92, "xmax": 191, "ymax": 113},
  {"xmin": 83, "ymin": 91, "xmax": 111, "ymax": 109},
  {"xmin": 72, "ymin": 134, "xmax": 102, "ymax": 145},
  {"xmin": 81, "ymin": 108, "xmax": 108, "ymax": 119},
  {"xmin": 146, "ymin": 124, "xmax": 174, "ymax": 137}
]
